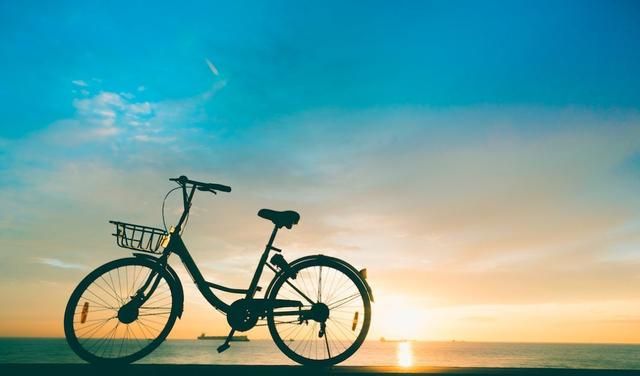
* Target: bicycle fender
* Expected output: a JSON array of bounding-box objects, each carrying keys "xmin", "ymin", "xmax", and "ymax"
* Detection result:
[
  {"xmin": 312, "ymin": 255, "xmax": 374, "ymax": 303},
  {"xmin": 265, "ymin": 254, "xmax": 374, "ymax": 303},
  {"xmin": 132, "ymin": 253, "xmax": 185, "ymax": 318}
]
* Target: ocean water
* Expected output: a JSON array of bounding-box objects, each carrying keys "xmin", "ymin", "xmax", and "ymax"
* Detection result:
[{"xmin": 1, "ymin": 338, "xmax": 640, "ymax": 370}]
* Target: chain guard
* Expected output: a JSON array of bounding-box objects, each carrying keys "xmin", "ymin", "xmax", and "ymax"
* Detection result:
[{"xmin": 227, "ymin": 299, "xmax": 259, "ymax": 332}]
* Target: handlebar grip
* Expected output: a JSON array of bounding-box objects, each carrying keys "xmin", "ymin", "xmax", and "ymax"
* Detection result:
[
  {"xmin": 208, "ymin": 183, "xmax": 231, "ymax": 192},
  {"xmin": 169, "ymin": 175, "xmax": 188, "ymax": 183}
]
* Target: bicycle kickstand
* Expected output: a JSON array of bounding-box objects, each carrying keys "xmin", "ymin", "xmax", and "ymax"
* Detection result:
[{"xmin": 217, "ymin": 329, "xmax": 235, "ymax": 353}]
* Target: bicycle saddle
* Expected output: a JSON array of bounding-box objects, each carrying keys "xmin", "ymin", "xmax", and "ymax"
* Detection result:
[{"xmin": 258, "ymin": 209, "xmax": 300, "ymax": 229}]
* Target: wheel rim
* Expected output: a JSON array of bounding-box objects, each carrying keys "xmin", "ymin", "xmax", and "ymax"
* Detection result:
[
  {"xmin": 66, "ymin": 260, "xmax": 175, "ymax": 361},
  {"xmin": 269, "ymin": 261, "xmax": 370, "ymax": 365}
]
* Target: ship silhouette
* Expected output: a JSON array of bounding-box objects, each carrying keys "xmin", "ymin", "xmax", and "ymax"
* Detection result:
[{"xmin": 198, "ymin": 333, "xmax": 249, "ymax": 341}]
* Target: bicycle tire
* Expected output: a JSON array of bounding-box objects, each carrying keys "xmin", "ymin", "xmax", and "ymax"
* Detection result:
[
  {"xmin": 267, "ymin": 257, "xmax": 371, "ymax": 366},
  {"xmin": 64, "ymin": 257, "xmax": 179, "ymax": 364}
]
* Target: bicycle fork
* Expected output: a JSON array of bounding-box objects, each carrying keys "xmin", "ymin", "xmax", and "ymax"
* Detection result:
[{"xmin": 118, "ymin": 267, "xmax": 164, "ymax": 324}]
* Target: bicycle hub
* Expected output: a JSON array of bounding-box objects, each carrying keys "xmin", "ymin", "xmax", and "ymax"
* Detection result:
[
  {"xmin": 309, "ymin": 302, "xmax": 330, "ymax": 323},
  {"xmin": 118, "ymin": 301, "xmax": 140, "ymax": 324}
]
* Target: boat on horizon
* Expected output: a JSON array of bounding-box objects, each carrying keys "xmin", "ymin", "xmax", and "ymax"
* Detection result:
[{"xmin": 197, "ymin": 333, "xmax": 250, "ymax": 341}]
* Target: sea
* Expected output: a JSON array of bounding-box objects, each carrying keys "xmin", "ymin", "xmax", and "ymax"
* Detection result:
[{"xmin": 1, "ymin": 338, "xmax": 639, "ymax": 370}]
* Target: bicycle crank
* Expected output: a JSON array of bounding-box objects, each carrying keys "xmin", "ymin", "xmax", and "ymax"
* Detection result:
[{"xmin": 227, "ymin": 299, "xmax": 259, "ymax": 331}]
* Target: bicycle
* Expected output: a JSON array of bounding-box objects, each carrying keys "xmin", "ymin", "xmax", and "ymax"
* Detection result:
[{"xmin": 63, "ymin": 176, "xmax": 373, "ymax": 366}]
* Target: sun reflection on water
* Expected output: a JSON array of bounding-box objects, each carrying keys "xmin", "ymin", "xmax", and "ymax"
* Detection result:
[{"xmin": 397, "ymin": 341, "xmax": 413, "ymax": 367}]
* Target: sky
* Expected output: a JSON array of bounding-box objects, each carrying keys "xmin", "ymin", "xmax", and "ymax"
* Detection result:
[{"xmin": 1, "ymin": 0, "xmax": 640, "ymax": 343}]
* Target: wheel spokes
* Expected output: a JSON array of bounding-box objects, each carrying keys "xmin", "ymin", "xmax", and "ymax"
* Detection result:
[
  {"xmin": 271, "ymin": 264, "xmax": 367, "ymax": 362},
  {"xmin": 72, "ymin": 263, "xmax": 173, "ymax": 359}
]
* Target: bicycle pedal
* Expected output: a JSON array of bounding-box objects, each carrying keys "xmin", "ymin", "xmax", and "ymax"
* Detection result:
[{"xmin": 217, "ymin": 343, "xmax": 231, "ymax": 353}]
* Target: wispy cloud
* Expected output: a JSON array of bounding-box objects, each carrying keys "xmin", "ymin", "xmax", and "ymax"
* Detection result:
[
  {"xmin": 205, "ymin": 58, "xmax": 219, "ymax": 76},
  {"xmin": 132, "ymin": 134, "xmax": 175, "ymax": 143},
  {"xmin": 40, "ymin": 88, "xmax": 205, "ymax": 145},
  {"xmin": 36, "ymin": 257, "xmax": 86, "ymax": 270},
  {"xmin": 71, "ymin": 79, "xmax": 88, "ymax": 87},
  {"xmin": 2, "ymin": 94, "xmax": 640, "ymax": 341}
]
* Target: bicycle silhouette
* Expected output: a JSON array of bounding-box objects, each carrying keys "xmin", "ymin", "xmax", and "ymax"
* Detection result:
[{"xmin": 64, "ymin": 176, "xmax": 373, "ymax": 366}]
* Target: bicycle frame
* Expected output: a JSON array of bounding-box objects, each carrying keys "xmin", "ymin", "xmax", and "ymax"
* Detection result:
[
  {"xmin": 134, "ymin": 181, "xmax": 314, "ymax": 317},
  {"xmin": 159, "ymin": 225, "xmax": 277, "ymax": 313}
]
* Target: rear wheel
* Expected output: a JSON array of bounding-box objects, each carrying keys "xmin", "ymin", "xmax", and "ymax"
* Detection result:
[
  {"xmin": 267, "ymin": 257, "xmax": 371, "ymax": 366},
  {"xmin": 64, "ymin": 257, "xmax": 179, "ymax": 364}
]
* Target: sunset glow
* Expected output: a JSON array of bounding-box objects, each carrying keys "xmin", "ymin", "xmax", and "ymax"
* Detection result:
[
  {"xmin": 397, "ymin": 342, "xmax": 414, "ymax": 368},
  {"xmin": 1, "ymin": 1, "xmax": 640, "ymax": 347}
]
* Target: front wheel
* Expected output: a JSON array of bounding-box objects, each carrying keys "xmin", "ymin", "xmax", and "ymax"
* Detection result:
[
  {"xmin": 64, "ymin": 257, "xmax": 179, "ymax": 364},
  {"xmin": 267, "ymin": 257, "xmax": 371, "ymax": 366}
]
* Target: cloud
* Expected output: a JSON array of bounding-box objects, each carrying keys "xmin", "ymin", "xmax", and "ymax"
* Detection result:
[
  {"xmin": 29, "ymin": 88, "xmax": 209, "ymax": 147},
  {"xmin": 71, "ymin": 79, "xmax": 88, "ymax": 87},
  {"xmin": 132, "ymin": 134, "xmax": 175, "ymax": 143},
  {"xmin": 72, "ymin": 91, "xmax": 156, "ymax": 130},
  {"xmin": 36, "ymin": 258, "xmax": 86, "ymax": 270},
  {"xmin": 205, "ymin": 58, "xmax": 219, "ymax": 76},
  {"xmin": 2, "ymin": 98, "xmax": 640, "ymax": 341}
]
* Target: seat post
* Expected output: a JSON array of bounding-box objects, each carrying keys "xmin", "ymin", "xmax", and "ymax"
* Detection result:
[
  {"xmin": 265, "ymin": 225, "xmax": 279, "ymax": 251},
  {"xmin": 245, "ymin": 225, "xmax": 279, "ymax": 299}
]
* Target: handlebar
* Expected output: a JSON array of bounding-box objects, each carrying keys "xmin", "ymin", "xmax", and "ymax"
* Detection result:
[
  {"xmin": 170, "ymin": 175, "xmax": 232, "ymax": 193},
  {"xmin": 167, "ymin": 175, "xmax": 230, "ymax": 232}
]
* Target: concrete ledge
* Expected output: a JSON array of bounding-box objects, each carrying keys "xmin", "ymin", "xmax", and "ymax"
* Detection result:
[{"xmin": 1, "ymin": 364, "xmax": 639, "ymax": 376}]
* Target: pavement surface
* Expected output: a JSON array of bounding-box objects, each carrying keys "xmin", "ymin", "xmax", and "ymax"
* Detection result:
[{"xmin": 1, "ymin": 364, "xmax": 640, "ymax": 376}]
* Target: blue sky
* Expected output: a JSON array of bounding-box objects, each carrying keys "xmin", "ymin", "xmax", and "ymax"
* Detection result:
[
  {"xmin": 2, "ymin": 0, "xmax": 640, "ymax": 138},
  {"xmin": 1, "ymin": 1, "xmax": 640, "ymax": 342}
]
